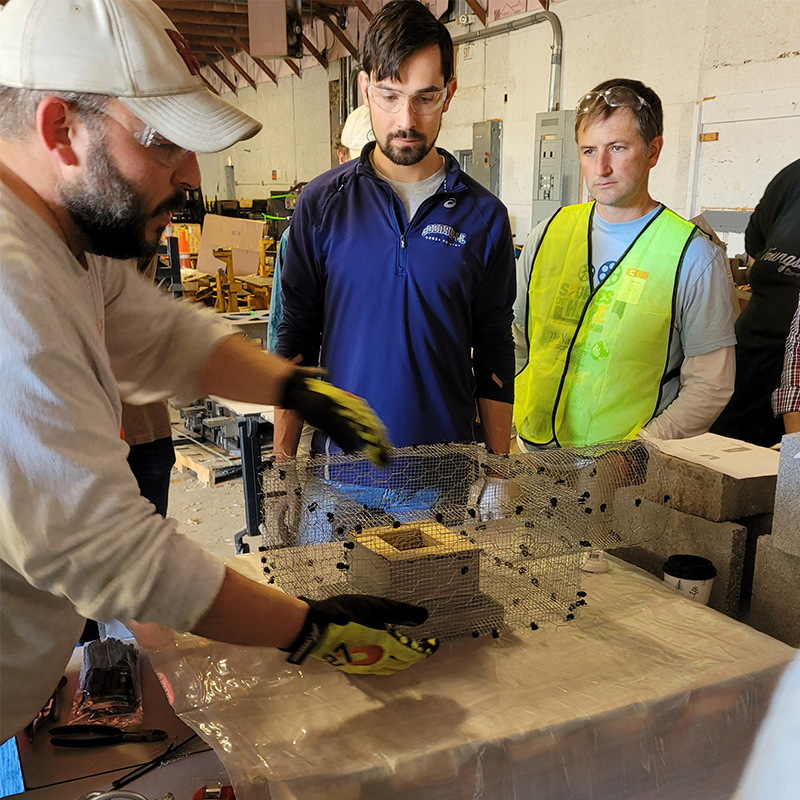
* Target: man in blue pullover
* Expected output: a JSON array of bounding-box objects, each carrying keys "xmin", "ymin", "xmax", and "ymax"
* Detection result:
[
  {"xmin": 276, "ymin": 0, "xmax": 514, "ymax": 457},
  {"xmin": 274, "ymin": 0, "xmax": 515, "ymax": 529}
]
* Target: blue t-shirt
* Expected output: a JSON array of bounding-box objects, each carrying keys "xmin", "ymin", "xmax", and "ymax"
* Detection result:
[{"xmin": 590, "ymin": 205, "xmax": 661, "ymax": 289}]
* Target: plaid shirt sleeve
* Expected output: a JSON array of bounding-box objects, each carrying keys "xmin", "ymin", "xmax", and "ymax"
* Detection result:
[{"xmin": 772, "ymin": 295, "xmax": 800, "ymax": 416}]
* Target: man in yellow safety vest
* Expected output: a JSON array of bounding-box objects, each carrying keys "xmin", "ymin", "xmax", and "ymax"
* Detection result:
[{"xmin": 514, "ymin": 78, "xmax": 736, "ymax": 449}]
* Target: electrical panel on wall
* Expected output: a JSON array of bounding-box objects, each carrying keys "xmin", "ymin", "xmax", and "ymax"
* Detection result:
[
  {"xmin": 472, "ymin": 120, "xmax": 502, "ymax": 198},
  {"xmin": 531, "ymin": 110, "xmax": 581, "ymax": 228}
]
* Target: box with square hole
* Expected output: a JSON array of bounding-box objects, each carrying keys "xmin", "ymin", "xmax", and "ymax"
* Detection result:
[
  {"xmin": 345, "ymin": 521, "xmax": 504, "ymax": 637},
  {"xmin": 346, "ymin": 521, "xmax": 480, "ymax": 605}
]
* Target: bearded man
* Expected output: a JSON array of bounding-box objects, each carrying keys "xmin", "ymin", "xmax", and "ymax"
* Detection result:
[
  {"xmin": 275, "ymin": 0, "xmax": 515, "ymax": 465},
  {"xmin": 0, "ymin": 0, "xmax": 434, "ymax": 742}
]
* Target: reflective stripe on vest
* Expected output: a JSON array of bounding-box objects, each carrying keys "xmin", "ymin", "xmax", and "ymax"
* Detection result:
[{"xmin": 514, "ymin": 202, "xmax": 696, "ymax": 447}]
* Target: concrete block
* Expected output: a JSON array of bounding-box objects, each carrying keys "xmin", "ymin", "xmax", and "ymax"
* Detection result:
[
  {"xmin": 747, "ymin": 534, "xmax": 800, "ymax": 647},
  {"xmin": 346, "ymin": 521, "xmax": 481, "ymax": 604},
  {"xmin": 737, "ymin": 513, "xmax": 774, "ymax": 616},
  {"xmin": 771, "ymin": 433, "xmax": 800, "ymax": 556},
  {"xmin": 609, "ymin": 497, "xmax": 747, "ymax": 617},
  {"xmin": 344, "ymin": 521, "xmax": 504, "ymax": 641},
  {"xmin": 644, "ymin": 448, "xmax": 777, "ymax": 523}
]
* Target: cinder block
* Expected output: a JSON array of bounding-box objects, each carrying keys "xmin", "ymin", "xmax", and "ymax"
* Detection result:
[
  {"xmin": 644, "ymin": 448, "xmax": 777, "ymax": 522},
  {"xmin": 747, "ymin": 534, "xmax": 800, "ymax": 646},
  {"xmin": 771, "ymin": 433, "xmax": 800, "ymax": 556},
  {"xmin": 738, "ymin": 513, "xmax": 774, "ymax": 615},
  {"xmin": 610, "ymin": 496, "xmax": 747, "ymax": 617},
  {"xmin": 346, "ymin": 521, "xmax": 481, "ymax": 604}
]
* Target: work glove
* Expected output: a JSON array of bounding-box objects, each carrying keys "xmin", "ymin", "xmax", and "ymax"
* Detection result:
[
  {"xmin": 466, "ymin": 476, "xmax": 517, "ymax": 521},
  {"xmin": 284, "ymin": 594, "xmax": 438, "ymax": 675},
  {"xmin": 281, "ymin": 369, "xmax": 390, "ymax": 468}
]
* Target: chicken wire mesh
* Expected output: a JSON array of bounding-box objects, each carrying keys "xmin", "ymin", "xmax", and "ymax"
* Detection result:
[{"xmin": 258, "ymin": 441, "xmax": 661, "ymax": 642}]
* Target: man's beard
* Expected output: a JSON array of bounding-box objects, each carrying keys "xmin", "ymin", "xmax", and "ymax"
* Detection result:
[
  {"xmin": 380, "ymin": 127, "xmax": 436, "ymax": 167},
  {"xmin": 58, "ymin": 138, "xmax": 185, "ymax": 261}
]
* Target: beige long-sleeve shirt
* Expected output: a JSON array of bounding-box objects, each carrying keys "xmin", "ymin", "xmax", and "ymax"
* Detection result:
[{"xmin": 0, "ymin": 186, "xmax": 231, "ymax": 739}]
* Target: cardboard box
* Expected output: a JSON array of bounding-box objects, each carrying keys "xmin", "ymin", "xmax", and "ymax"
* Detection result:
[
  {"xmin": 196, "ymin": 214, "xmax": 267, "ymax": 277},
  {"xmin": 690, "ymin": 213, "xmax": 725, "ymax": 249}
]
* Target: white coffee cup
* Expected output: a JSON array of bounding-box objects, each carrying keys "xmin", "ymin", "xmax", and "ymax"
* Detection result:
[{"xmin": 662, "ymin": 554, "xmax": 717, "ymax": 606}]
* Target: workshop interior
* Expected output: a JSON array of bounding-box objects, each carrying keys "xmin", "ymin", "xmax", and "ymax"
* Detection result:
[{"xmin": 1, "ymin": 0, "xmax": 799, "ymax": 798}]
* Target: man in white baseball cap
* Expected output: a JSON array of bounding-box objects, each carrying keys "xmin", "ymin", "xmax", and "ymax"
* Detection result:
[{"xmin": 0, "ymin": 0, "xmax": 434, "ymax": 743}]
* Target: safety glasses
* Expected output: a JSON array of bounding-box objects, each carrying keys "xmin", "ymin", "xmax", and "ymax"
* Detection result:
[
  {"xmin": 368, "ymin": 83, "xmax": 447, "ymax": 116},
  {"xmin": 576, "ymin": 86, "xmax": 650, "ymax": 116},
  {"xmin": 101, "ymin": 106, "xmax": 193, "ymax": 169}
]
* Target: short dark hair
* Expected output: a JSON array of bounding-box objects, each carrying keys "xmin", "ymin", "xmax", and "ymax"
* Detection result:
[
  {"xmin": 361, "ymin": 0, "xmax": 454, "ymax": 87},
  {"xmin": 575, "ymin": 78, "xmax": 663, "ymax": 145}
]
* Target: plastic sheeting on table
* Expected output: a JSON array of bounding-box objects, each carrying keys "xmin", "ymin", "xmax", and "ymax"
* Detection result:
[{"xmin": 138, "ymin": 558, "xmax": 794, "ymax": 800}]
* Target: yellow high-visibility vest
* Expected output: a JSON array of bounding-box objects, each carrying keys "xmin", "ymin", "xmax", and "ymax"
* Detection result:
[{"xmin": 514, "ymin": 202, "xmax": 697, "ymax": 447}]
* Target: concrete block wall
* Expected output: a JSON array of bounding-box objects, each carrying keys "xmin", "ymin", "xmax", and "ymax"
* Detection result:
[
  {"xmin": 197, "ymin": 63, "xmax": 334, "ymax": 200},
  {"xmin": 644, "ymin": 449, "xmax": 777, "ymax": 522},
  {"xmin": 610, "ymin": 497, "xmax": 747, "ymax": 618},
  {"xmin": 606, "ymin": 438, "xmax": 783, "ymax": 620}
]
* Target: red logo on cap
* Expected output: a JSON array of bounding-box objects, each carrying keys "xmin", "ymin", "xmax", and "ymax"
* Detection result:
[{"xmin": 166, "ymin": 29, "xmax": 200, "ymax": 76}]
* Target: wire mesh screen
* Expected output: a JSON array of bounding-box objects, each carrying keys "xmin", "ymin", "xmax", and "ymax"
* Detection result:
[{"xmin": 259, "ymin": 441, "xmax": 659, "ymax": 642}]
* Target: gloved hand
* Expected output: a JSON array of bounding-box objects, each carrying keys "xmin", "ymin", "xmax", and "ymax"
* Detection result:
[
  {"xmin": 467, "ymin": 476, "xmax": 516, "ymax": 520},
  {"xmin": 284, "ymin": 594, "xmax": 438, "ymax": 675},
  {"xmin": 281, "ymin": 369, "xmax": 390, "ymax": 468}
]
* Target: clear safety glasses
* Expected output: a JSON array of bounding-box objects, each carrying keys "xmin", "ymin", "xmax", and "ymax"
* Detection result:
[
  {"xmin": 101, "ymin": 106, "xmax": 193, "ymax": 169},
  {"xmin": 368, "ymin": 83, "xmax": 447, "ymax": 116},
  {"xmin": 576, "ymin": 86, "xmax": 650, "ymax": 116}
]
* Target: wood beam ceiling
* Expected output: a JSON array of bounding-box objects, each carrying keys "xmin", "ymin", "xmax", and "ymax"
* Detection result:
[
  {"xmin": 0, "ymin": 0, "xmax": 369, "ymax": 89},
  {"xmin": 234, "ymin": 36, "xmax": 279, "ymax": 85},
  {"xmin": 215, "ymin": 45, "xmax": 258, "ymax": 90},
  {"xmin": 152, "ymin": 1, "xmax": 363, "ymax": 90}
]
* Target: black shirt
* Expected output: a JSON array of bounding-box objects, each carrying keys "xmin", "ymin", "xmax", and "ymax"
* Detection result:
[{"xmin": 711, "ymin": 158, "xmax": 800, "ymax": 446}]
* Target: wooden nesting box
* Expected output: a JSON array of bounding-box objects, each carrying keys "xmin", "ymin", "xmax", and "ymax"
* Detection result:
[{"xmin": 346, "ymin": 521, "xmax": 481, "ymax": 604}]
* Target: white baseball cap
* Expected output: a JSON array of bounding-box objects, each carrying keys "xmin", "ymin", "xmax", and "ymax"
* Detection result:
[
  {"xmin": 341, "ymin": 104, "xmax": 375, "ymax": 157},
  {"xmin": 0, "ymin": 0, "xmax": 262, "ymax": 153}
]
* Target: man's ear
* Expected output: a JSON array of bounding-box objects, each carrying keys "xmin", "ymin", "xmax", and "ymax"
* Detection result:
[
  {"xmin": 442, "ymin": 79, "xmax": 457, "ymax": 113},
  {"xmin": 36, "ymin": 96, "xmax": 81, "ymax": 167},
  {"xmin": 358, "ymin": 71, "xmax": 370, "ymax": 107},
  {"xmin": 647, "ymin": 134, "xmax": 664, "ymax": 169}
]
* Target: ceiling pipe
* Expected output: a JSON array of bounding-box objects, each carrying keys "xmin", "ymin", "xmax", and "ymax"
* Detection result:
[{"xmin": 451, "ymin": 10, "xmax": 563, "ymax": 111}]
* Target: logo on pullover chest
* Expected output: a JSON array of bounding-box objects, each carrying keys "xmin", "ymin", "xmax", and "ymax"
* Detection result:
[
  {"xmin": 421, "ymin": 223, "xmax": 467, "ymax": 247},
  {"xmin": 762, "ymin": 247, "xmax": 800, "ymax": 275}
]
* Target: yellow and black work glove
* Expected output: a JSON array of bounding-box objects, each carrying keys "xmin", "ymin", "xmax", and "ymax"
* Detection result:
[
  {"xmin": 284, "ymin": 594, "xmax": 439, "ymax": 675},
  {"xmin": 281, "ymin": 369, "xmax": 391, "ymax": 467}
]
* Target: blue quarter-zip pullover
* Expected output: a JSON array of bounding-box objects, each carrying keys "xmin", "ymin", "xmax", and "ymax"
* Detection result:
[{"xmin": 277, "ymin": 143, "xmax": 515, "ymax": 450}]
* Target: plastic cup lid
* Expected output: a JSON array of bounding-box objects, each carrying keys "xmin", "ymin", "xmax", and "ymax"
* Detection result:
[{"xmin": 662, "ymin": 554, "xmax": 717, "ymax": 581}]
